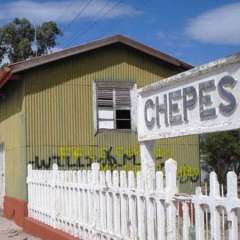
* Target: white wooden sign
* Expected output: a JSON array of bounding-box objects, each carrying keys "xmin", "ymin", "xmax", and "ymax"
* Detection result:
[{"xmin": 138, "ymin": 54, "xmax": 240, "ymax": 141}]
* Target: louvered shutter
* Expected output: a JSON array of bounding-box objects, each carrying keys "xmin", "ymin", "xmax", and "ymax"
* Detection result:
[
  {"xmin": 96, "ymin": 86, "xmax": 113, "ymax": 108},
  {"xmin": 115, "ymin": 87, "xmax": 131, "ymax": 109},
  {"xmin": 96, "ymin": 85, "xmax": 114, "ymax": 129}
]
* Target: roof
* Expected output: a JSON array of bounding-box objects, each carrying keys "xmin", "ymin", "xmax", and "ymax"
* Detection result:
[
  {"xmin": 0, "ymin": 34, "xmax": 192, "ymax": 88},
  {"xmin": 0, "ymin": 68, "xmax": 12, "ymax": 88}
]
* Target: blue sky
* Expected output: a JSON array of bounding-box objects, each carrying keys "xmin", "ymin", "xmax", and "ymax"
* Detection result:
[{"xmin": 1, "ymin": 0, "xmax": 240, "ymax": 66}]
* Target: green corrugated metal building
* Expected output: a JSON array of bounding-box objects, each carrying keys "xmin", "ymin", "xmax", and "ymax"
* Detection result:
[{"xmin": 0, "ymin": 35, "xmax": 199, "ymax": 224}]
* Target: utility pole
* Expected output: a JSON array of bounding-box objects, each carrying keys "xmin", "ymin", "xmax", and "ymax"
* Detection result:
[
  {"xmin": 33, "ymin": 22, "xmax": 37, "ymax": 57},
  {"xmin": 35, "ymin": 24, "xmax": 37, "ymax": 57}
]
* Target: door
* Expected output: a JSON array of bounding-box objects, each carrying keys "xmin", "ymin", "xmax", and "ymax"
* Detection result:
[{"xmin": 0, "ymin": 144, "xmax": 5, "ymax": 210}]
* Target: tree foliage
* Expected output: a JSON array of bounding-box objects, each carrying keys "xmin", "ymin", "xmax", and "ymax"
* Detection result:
[
  {"xmin": 0, "ymin": 18, "xmax": 62, "ymax": 64},
  {"xmin": 200, "ymin": 130, "xmax": 240, "ymax": 185},
  {"xmin": 36, "ymin": 21, "xmax": 62, "ymax": 56}
]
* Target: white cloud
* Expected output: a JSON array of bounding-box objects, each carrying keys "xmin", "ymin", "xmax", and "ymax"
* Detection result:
[
  {"xmin": 185, "ymin": 3, "xmax": 240, "ymax": 45},
  {"xmin": 0, "ymin": 0, "xmax": 141, "ymax": 24}
]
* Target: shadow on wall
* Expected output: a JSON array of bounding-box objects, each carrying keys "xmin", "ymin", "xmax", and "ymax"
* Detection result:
[{"xmin": 0, "ymin": 80, "xmax": 24, "ymax": 123}]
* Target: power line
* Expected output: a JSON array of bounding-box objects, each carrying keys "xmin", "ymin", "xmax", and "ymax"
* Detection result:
[
  {"xmin": 69, "ymin": 0, "xmax": 124, "ymax": 45},
  {"xmin": 77, "ymin": 0, "xmax": 148, "ymax": 45},
  {"xmin": 68, "ymin": 0, "xmax": 111, "ymax": 44},
  {"xmin": 61, "ymin": 0, "xmax": 95, "ymax": 33},
  {"xmin": 55, "ymin": 0, "xmax": 84, "ymax": 24}
]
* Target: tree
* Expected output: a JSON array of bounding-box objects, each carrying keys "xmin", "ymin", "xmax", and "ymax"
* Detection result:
[
  {"xmin": 36, "ymin": 21, "xmax": 62, "ymax": 56},
  {"xmin": 0, "ymin": 18, "xmax": 62, "ymax": 65},
  {"xmin": 200, "ymin": 130, "xmax": 240, "ymax": 186}
]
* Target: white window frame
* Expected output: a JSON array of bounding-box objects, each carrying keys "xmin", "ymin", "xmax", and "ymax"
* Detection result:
[{"xmin": 92, "ymin": 81, "xmax": 137, "ymax": 134}]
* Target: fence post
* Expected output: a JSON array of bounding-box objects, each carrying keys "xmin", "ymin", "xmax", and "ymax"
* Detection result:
[
  {"xmin": 140, "ymin": 141, "xmax": 155, "ymax": 189},
  {"xmin": 165, "ymin": 159, "xmax": 177, "ymax": 240},
  {"xmin": 209, "ymin": 172, "xmax": 221, "ymax": 240},
  {"xmin": 227, "ymin": 171, "xmax": 238, "ymax": 240},
  {"xmin": 51, "ymin": 163, "xmax": 58, "ymax": 229},
  {"xmin": 140, "ymin": 141, "xmax": 155, "ymax": 240}
]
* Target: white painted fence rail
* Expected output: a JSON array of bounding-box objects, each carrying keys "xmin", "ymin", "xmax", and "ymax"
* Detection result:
[{"xmin": 27, "ymin": 159, "xmax": 240, "ymax": 240}]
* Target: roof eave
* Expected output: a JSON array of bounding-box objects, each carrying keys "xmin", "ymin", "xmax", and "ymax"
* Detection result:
[
  {"xmin": 9, "ymin": 35, "xmax": 192, "ymax": 74},
  {"xmin": 0, "ymin": 68, "xmax": 12, "ymax": 88}
]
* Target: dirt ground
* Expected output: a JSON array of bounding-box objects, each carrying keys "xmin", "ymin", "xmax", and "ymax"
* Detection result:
[{"xmin": 0, "ymin": 214, "xmax": 41, "ymax": 240}]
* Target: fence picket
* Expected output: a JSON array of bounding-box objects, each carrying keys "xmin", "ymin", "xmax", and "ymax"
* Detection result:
[
  {"xmin": 39, "ymin": 170, "xmax": 43, "ymax": 223},
  {"xmin": 113, "ymin": 170, "xmax": 121, "ymax": 236},
  {"xmin": 46, "ymin": 171, "xmax": 49, "ymax": 225},
  {"xmin": 128, "ymin": 171, "xmax": 137, "ymax": 239},
  {"xmin": 62, "ymin": 172, "xmax": 66, "ymax": 232},
  {"xmin": 72, "ymin": 171, "xmax": 78, "ymax": 237},
  {"xmin": 120, "ymin": 170, "xmax": 128, "ymax": 237},
  {"xmin": 77, "ymin": 170, "xmax": 83, "ymax": 238},
  {"xmin": 165, "ymin": 159, "xmax": 177, "ymax": 240},
  {"xmin": 51, "ymin": 164, "xmax": 57, "ymax": 228},
  {"xmin": 70, "ymin": 171, "xmax": 75, "ymax": 235},
  {"xmin": 209, "ymin": 172, "xmax": 221, "ymax": 240},
  {"xmin": 82, "ymin": 170, "xmax": 87, "ymax": 235},
  {"xmin": 156, "ymin": 171, "xmax": 165, "ymax": 240},
  {"xmin": 227, "ymin": 171, "xmax": 239, "ymax": 240},
  {"xmin": 137, "ymin": 171, "xmax": 146, "ymax": 240},
  {"xmin": 27, "ymin": 165, "xmax": 33, "ymax": 218},
  {"xmin": 92, "ymin": 163, "xmax": 100, "ymax": 238},
  {"xmin": 55, "ymin": 170, "xmax": 61, "ymax": 229},
  {"xmin": 99, "ymin": 171, "xmax": 107, "ymax": 233},
  {"xmin": 146, "ymin": 169, "xmax": 155, "ymax": 240},
  {"xmin": 66, "ymin": 171, "xmax": 71, "ymax": 234},
  {"xmin": 106, "ymin": 170, "xmax": 113, "ymax": 235},
  {"xmin": 87, "ymin": 170, "xmax": 92, "ymax": 238},
  {"xmin": 193, "ymin": 187, "xmax": 205, "ymax": 240},
  {"xmin": 182, "ymin": 202, "xmax": 190, "ymax": 240}
]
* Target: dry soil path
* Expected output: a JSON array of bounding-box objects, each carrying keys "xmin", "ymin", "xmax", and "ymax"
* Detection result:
[{"xmin": 0, "ymin": 214, "xmax": 41, "ymax": 240}]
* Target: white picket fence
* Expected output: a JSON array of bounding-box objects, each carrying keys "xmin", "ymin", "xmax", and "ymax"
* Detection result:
[{"xmin": 27, "ymin": 159, "xmax": 240, "ymax": 240}]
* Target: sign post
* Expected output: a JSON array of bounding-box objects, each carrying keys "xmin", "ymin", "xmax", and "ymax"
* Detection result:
[
  {"xmin": 139, "ymin": 141, "xmax": 155, "ymax": 189},
  {"xmin": 137, "ymin": 53, "xmax": 240, "ymax": 185}
]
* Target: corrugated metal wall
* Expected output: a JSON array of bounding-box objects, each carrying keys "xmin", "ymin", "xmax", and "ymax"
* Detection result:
[
  {"xmin": 24, "ymin": 45, "xmax": 199, "ymax": 193},
  {"xmin": 0, "ymin": 80, "xmax": 26, "ymax": 200}
]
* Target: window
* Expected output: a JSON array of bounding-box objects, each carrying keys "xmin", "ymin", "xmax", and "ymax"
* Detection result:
[{"xmin": 94, "ymin": 81, "xmax": 135, "ymax": 131}]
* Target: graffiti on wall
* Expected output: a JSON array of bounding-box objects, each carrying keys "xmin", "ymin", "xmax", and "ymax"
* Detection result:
[{"xmin": 28, "ymin": 145, "xmax": 199, "ymax": 183}]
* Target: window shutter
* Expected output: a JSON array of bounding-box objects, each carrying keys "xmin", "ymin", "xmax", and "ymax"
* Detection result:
[
  {"xmin": 115, "ymin": 88, "xmax": 131, "ymax": 108},
  {"xmin": 96, "ymin": 87, "xmax": 113, "ymax": 108}
]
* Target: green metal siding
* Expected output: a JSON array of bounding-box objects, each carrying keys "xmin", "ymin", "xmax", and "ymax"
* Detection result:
[{"xmin": 0, "ymin": 80, "xmax": 26, "ymax": 200}]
